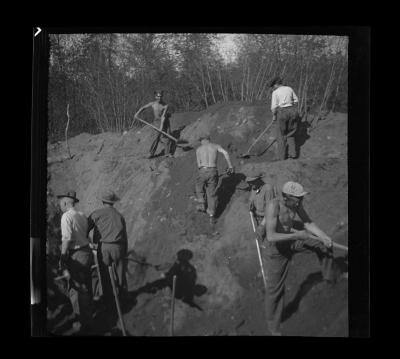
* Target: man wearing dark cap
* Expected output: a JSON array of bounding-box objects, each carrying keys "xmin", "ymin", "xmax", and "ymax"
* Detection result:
[
  {"xmin": 134, "ymin": 90, "xmax": 174, "ymax": 159},
  {"xmin": 195, "ymin": 134, "xmax": 234, "ymax": 224},
  {"xmin": 87, "ymin": 190, "xmax": 128, "ymax": 309},
  {"xmin": 269, "ymin": 77, "xmax": 299, "ymax": 160},
  {"xmin": 246, "ymin": 171, "xmax": 278, "ymax": 240},
  {"xmin": 57, "ymin": 190, "xmax": 94, "ymax": 334}
]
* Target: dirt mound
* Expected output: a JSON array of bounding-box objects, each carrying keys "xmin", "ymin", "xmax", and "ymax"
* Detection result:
[{"xmin": 47, "ymin": 103, "xmax": 348, "ymax": 336}]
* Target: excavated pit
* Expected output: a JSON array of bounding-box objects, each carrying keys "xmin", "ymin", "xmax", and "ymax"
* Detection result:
[{"xmin": 46, "ymin": 102, "xmax": 348, "ymax": 336}]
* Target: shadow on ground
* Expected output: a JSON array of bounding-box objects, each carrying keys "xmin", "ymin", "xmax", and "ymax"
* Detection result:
[
  {"xmin": 124, "ymin": 249, "xmax": 208, "ymax": 313},
  {"xmin": 295, "ymin": 118, "xmax": 311, "ymax": 159},
  {"xmin": 215, "ymin": 173, "xmax": 246, "ymax": 219}
]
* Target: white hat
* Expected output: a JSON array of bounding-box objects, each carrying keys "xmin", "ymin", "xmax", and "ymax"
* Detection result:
[{"xmin": 282, "ymin": 181, "xmax": 308, "ymax": 197}]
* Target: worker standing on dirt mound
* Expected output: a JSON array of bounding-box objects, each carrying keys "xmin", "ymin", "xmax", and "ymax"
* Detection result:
[
  {"xmin": 134, "ymin": 90, "xmax": 174, "ymax": 159},
  {"xmin": 87, "ymin": 190, "xmax": 128, "ymax": 312},
  {"xmin": 195, "ymin": 134, "xmax": 234, "ymax": 224},
  {"xmin": 270, "ymin": 77, "xmax": 300, "ymax": 160},
  {"xmin": 246, "ymin": 170, "xmax": 279, "ymax": 240},
  {"xmin": 57, "ymin": 190, "xmax": 94, "ymax": 334},
  {"xmin": 263, "ymin": 181, "xmax": 341, "ymax": 336}
]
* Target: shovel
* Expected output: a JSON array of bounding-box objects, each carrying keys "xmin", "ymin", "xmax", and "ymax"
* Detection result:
[{"xmin": 238, "ymin": 120, "xmax": 274, "ymax": 159}]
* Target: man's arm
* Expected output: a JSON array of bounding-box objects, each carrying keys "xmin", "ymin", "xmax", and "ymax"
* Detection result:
[
  {"xmin": 303, "ymin": 222, "xmax": 332, "ymax": 247},
  {"xmin": 60, "ymin": 214, "xmax": 72, "ymax": 255},
  {"xmin": 271, "ymin": 90, "xmax": 279, "ymax": 122},
  {"xmin": 292, "ymin": 88, "xmax": 299, "ymax": 104},
  {"xmin": 216, "ymin": 145, "xmax": 233, "ymax": 170},
  {"xmin": 265, "ymin": 201, "xmax": 308, "ymax": 242},
  {"xmin": 134, "ymin": 102, "xmax": 152, "ymax": 119},
  {"xmin": 122, "ymin": 216, "xmax": 128, "ymax": 243},
  {"xmin": 196, "ymin": 147, "xmax": 201, "ymax": 168},
  {"xmin": 296, "ymin": 204, "xmax": 332, "ymax": 247}
]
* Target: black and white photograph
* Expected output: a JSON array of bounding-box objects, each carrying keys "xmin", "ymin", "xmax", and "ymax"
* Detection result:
[{"xmin": 31, "ymin": 28, "xmax": 369, "ymax": 337}]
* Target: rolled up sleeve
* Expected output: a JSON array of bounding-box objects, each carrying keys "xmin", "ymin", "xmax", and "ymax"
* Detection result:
[
  {"xmin": 271, "ymin": 91, "xmax": 279, "ymax": 112},
  {"xmin": 61, "ymin": 214, "xmax": 72, "ymax": 242},
  {"xmin": 292, "ymin": 89, "xmax": 299, "ymax": 104}
]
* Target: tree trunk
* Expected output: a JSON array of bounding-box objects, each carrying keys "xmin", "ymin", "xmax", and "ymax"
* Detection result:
[{"xmin": 206, "ymin": 62, "xmax": 217, "ymax": 104}]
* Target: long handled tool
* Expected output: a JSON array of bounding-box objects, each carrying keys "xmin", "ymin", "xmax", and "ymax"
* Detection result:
[
  {"xmin": 108, "ymin": 264, "xmax": 127, "ymax": 336},
  {"xmin": 238, "ymin": 120, "xmax": 275, "ymax": 159},
  {"xmin": 249, "ymin": 212, "xmax": 268, "ymax": 291},
  {"xmin": 92, "ymin": 249, "xmax": 103, "ymax": 298},
  {"xmin": 291, "ymin": 229, "xmax": 348, "ymax": 251},
  {"xmin": 135, "ymin": 116, "xmax": 190, "ymax": 148},
  {"xmin": 170, "ymin": 275, "xmax": 177, "ymax": 336}
]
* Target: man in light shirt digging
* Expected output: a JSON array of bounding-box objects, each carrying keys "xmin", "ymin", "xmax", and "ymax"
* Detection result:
[
  {"xmin": 57, "ymin": 190, "xmax": 94, "ymax": 334},
  {"xmin": 270, "ymin": 77, "xmax": 300, "ymax": 160}
]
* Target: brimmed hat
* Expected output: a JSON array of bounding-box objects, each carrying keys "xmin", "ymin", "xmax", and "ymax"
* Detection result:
[
  {"xmin": 245, "ymin": 171, "xmax": 266, "ymax": 183},
  {"xmin": 198, "ymin": 133, "xmax": 211, "ymax": 141},
  {"xmin": 269, "ymin": 76, "xmax": 283, "ymax": 88},
  {"xmin": 56, "ymin": 190, "xmax": 79, "ymax": 203},
  {"xmin": 282, "ymin": 181, "xmax": 308, "ymax": 197},
  {"xmin": 101, "ymin": 190, "xmax": 120, "ymax": 204}
]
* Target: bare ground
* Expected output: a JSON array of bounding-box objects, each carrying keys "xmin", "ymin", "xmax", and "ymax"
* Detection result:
[{"xmin": 46, "ymin": 103, "xmax": 348, "ymax": 336}]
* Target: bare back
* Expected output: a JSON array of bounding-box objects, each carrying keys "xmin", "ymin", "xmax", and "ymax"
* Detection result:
[{"xmin": 196, "ymin": 142, "xmax": 220, "ymax": 168}]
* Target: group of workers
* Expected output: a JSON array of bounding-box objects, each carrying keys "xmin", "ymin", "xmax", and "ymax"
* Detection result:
[
  {"xmin": 57, "ymin": 189, "xmax": 128, "ymax": 334},
  {"xmin": 51, "ymin": 76, "xmax": 346, "ymax": 336}
]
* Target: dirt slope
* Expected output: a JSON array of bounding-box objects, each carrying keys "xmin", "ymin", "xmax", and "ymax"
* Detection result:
[{"xmin": 47, "ymin": 103, "xmax": 348, "ymax": 336}]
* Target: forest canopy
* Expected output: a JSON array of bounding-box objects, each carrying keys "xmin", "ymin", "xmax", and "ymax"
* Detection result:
[{"xmin": 48, "ymin": 33, "xmax": 348, "ymax": 143}]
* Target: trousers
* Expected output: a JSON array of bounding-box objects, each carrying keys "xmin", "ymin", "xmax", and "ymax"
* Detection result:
[
  {"xmin": 264, "ymin": 237, "xmax": 334, "ymax": 334},
  {"xmin": 97, "ymin": 242, "xmax": 127, "ymax": 306},
  {"xmin": 149, "ymin": 125, "xmax": 173, "ymax": 157},
  {"xmin": 195, "ymin": 167, "xmax": 219, "ymax": 216},
  {"xmin": 67, "ymin": 246, "xmax": 94, "ymax": 327},
  {"xmin": 275, "ymin": 106, "xmax": 299, "ymax": 160}
]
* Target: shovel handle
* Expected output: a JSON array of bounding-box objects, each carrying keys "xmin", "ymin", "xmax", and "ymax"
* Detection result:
[
  {"xmin": 244, "ymin": 120, "xmax": 275, "ymax": 156},
  {"xmin": 135, "ymin": 116, "xmax": 178, "ymax": 142}
]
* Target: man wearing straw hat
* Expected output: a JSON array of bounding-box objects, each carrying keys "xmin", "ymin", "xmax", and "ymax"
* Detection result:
[
  {"xmin": 87, "ymin": 190, "xmax": 128, "ymax": 309},
  {"xmin": 57, "ymin": 190, "xmax": 94, "ymax": 334},
  {"xmin": 263, "ymin": 181, "xmax": 342, "ymax": 336}
]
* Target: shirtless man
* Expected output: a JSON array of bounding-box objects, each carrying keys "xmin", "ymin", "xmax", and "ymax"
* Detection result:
[
  {"xmin": 263, "ymin": 181, "xmax": 339, "ymax": 336},
  {"xmin": 134, "ymin": 90, "xmax": 173, "ymax": 158},
  {"xmin": 195, "ymin": 135, "xmax": 234, "ymax": 223}
]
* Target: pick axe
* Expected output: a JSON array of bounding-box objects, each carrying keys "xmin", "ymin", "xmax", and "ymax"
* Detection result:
[
  {"xmin": 249, "ymin": 212, "xmax": 268, "ymax": 291},
  {"xmin": 134, "ymin": 116, "xmax": 192, "ymax": 148}
]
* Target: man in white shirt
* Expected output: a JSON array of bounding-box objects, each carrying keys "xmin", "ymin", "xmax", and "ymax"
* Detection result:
[
  {"xmin": 57, "ymin": 190, "xmax": 94, "ymax": 334},
  {"xmin": 270, "ymin": 77, "xmax": 300, "ymax": 160}
]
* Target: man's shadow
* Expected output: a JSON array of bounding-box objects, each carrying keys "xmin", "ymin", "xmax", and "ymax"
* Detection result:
[
  {"xmin": 281, "ymin": 271, "xmax": 323, "ymax": 322},
  {"xmin": 214, "ymin": 172, "xmax": 246, "ymax": 219},
  {"xmin": 125, "ymin": 249, "xmax": 207, "ymax": 312},
  {"xmin": 294, "ymin": 116, "xmax": 311, "ymax": 159}
]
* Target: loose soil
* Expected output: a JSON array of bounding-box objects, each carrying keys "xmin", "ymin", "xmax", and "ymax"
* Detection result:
[{"xmin": 46, "ymin": 102, "xmax": 348, "ymax": 336}]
